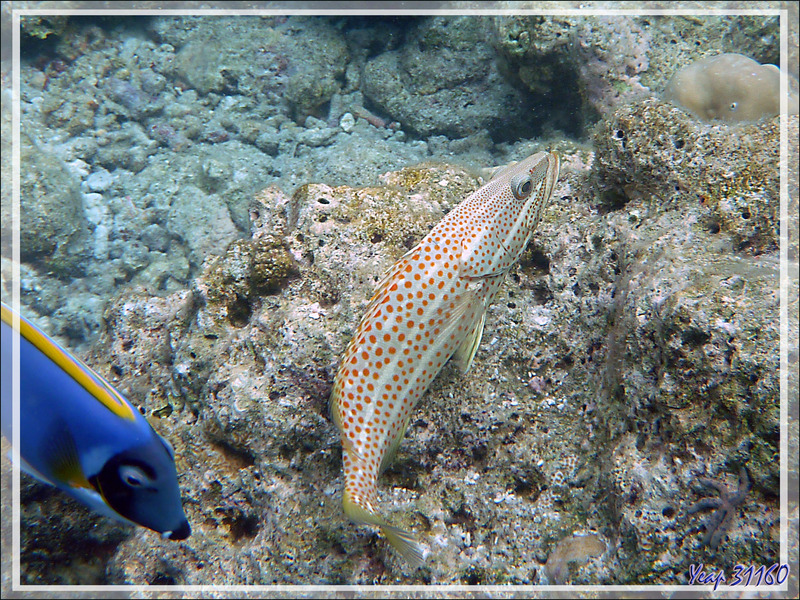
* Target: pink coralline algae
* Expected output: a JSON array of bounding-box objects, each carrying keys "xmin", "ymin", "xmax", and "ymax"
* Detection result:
[
  {"xmin": 104, "ymin": 77, "xmax": 156, "ymax": 118},
  {"xmin": 574, "ymin": 16, "xmax": 651, "ymax": 116},
  {"xmin": 545, "ymin": 533, "xmax": 606, "ymax": 584},
  {"xmin": 148, "ymin": 122, "xmax": 190, "ymax": 151}
]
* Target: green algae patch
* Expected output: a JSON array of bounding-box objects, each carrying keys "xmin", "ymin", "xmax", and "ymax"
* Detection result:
[
  {"xmin": 290, "ymin": 163, "xmax": 481, "ymax": 259},
  {"xmin": 21, "ymin": 15, "xmax": 70, "ymax": 40},
  {"xmin": 249, "ymin": 236, "xmax": 300, "ymax": 294},
  {"xmin": 199, "ymin": 235, "xmax": 298, "ymax": 327},
  {"xmin": 593, "ymin": 97, "xmax": 780, "ymax": 254}
]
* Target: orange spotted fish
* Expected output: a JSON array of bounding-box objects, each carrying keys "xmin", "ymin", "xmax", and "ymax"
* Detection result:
[{"xmin": 330, "ymin": 151, "xmax": 560, "ymax": 565}]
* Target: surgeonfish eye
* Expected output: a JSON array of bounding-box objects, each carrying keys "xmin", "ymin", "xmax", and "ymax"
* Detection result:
[
  {"xmin": 510, "ymin": 173, "xmax": 533, "ymax": 200},
  {"xmin": 94, "ymin": 445, "xmax": 189, "ymax": 537},
  {"xmin": 119, "ymin": 464, "xmax": 154, "ymax": 489},
  {"xmin": 0, "ymin": 301, "xmax": 190, "ymax": 539}
]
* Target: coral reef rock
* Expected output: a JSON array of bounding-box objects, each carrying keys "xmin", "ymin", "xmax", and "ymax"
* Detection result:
[
  {"xmin": 13, "ymin": 129, "xmax": 782, "ymax": 583},
  {"xmin": 363, "ymin": 17, "xmax": 531, "ymax": 139},
  {"xmin": 593, "ymin": 96, "xmax": 780, "ymax": 255}
]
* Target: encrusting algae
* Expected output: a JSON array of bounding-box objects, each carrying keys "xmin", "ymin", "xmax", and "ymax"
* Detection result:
[{"xmin": 330, "ymin": 152, "xmax": 560, "ymax": 565}]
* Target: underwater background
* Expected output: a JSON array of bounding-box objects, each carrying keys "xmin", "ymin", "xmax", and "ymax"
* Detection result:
[{"xmin": 1, "ymin": 0, "xmax": 798, "ymax": 593}]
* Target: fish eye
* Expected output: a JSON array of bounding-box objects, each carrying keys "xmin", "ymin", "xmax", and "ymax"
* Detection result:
[
  {"xmin": 119, "ymin": 464, "xmax": 153, "ymax": 488},
  {"xmin": 511, "ymin": 174, "xmax": 533, "ymax": 200},
  {"xmin": 730, "ymin": 102, "xmax": 738, "ymax": 111}
]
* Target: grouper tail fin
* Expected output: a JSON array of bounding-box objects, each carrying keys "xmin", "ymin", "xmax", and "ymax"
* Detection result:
[
  {"xmin": 380, "ymin": 521, "xmax": 426, "ymax": 567},
  {"xmin": 343, "ymin": 489, "xmax": 426, "ymax": 567}
]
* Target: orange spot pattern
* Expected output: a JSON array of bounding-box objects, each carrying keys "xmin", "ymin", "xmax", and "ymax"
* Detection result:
[{"xmin": 330, "ymin": 152, "xmax": 558, "ymax": 541}]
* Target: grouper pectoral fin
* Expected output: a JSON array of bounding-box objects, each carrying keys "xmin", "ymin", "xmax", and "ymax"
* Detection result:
[{"xmin": 452, "ymin": 308, "xmax": 486, "ymax": 374}]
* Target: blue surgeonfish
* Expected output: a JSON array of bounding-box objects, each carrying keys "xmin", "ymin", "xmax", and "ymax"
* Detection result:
[{"xmin": 1, "ymin": 302, "xmax": 190, "ymax": 540}]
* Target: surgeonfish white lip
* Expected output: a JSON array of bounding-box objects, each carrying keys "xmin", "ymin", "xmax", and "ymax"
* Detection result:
[
  {"xmin": 165, "ymin": 519, "xmax": 191, "ymax": 540},
  {"xmin": 162, "ymin": 531, "xmax": 173, "ymax": 540},
  {"xmin": 1, "ymin": 301, "xmax": 191, "ymax": 540}
]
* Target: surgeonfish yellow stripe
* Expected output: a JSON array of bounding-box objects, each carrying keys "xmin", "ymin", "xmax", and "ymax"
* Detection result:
[
  {"xmin": 330, "ymin": 151, "xmax": 560, "ymax": 565},
  {"xmin": 0, "ymin": 304, "xmax": 135, "ymax": 421},
  {"xmin": 1, "ymin": 300, "xmax": 191, "ymax": 539}
]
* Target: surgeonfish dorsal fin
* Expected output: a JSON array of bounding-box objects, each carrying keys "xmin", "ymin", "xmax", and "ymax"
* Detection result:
[{"xmin": 1, "ymin": 302, "xmax": 136, "ymax": 423}]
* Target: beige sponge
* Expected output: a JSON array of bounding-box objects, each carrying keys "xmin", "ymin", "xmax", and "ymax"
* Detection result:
[{"xmin": 664, "ymin": 53, "xmax": 799, "ymax": 123}]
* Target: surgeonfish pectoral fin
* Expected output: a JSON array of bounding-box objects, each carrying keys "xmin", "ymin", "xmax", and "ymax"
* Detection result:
[
  {"xmin": 65, "ymin": 485, "xmax": 136, "ymax": 525},
  {"xmin": 9, "ymin": 446, "xmax": 133, "ymax": 526},
  {"xmin": 46, "ymin": 417, "xmax": 93, "ymax": 490}
]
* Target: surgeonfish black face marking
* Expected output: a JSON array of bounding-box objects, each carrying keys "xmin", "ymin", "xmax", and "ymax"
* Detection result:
[
  {"xmin": 1, "ymin": 302, "xmax": 190, "ymax": 540},
  {"xmin": 93, "ymin": 442, "xmax": 191, "ymax": 540}
]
